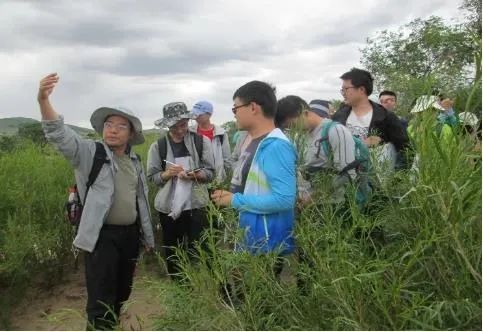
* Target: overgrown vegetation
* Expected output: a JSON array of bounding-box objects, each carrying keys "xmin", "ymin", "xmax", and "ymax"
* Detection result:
[
  {"xmin": 0, "ymin": 142, "xmax": 73, "ymax": 327},
  {"xmin": 0, "ymin": 1, "xmax": 481, "ymax": 330},
  {"xmin": 144, "ymin": 95, "xmax": 481, "ymax": 330}
]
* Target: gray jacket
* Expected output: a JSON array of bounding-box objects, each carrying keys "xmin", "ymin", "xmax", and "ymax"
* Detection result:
[
  {"xmin": 42, "ymin": 116, "xmax": 155, "ymax": 253},
  {"xmin": 228, "ymin": 130, "xmax": 249, "ymax": 172},
  {"xmin": 146, "ymin": 132, "xmax": 215, "ymax": 214},
  {"xmin": 189, "ymin": 124, "xmax": 231, "ymax": 182}
]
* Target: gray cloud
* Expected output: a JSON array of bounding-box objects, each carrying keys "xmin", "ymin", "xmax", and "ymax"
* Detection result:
[{"xmin": 0, "ymin": 0, "xmax": 463, "ymax": 128}]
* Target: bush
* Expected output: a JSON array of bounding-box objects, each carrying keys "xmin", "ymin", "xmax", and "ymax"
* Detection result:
[
  {"xmin": 147, "ymin": 101, "xmax": 481, "ymax": 330},
  {"xmin": 0, "ymin": 142, "xmax": 74, "ymax": 327}
]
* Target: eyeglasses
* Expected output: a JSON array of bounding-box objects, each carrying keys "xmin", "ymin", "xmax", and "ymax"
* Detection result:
[
  {"xmin": 232, "ymin": 102, "xmax": 251, "ymax": 114},
  {"xmin": 340, "ymin": 86, "xmax": 357, "ymax": 94},
  {"xmin": 103, "ymin": 121, "xmax": 130, "ymax": 131}
]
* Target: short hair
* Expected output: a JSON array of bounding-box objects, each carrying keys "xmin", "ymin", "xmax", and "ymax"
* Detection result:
[
  {"xmin": 340, "ymin": 68, "xmax": 374, "ymax": 96},
  {"xmin": 233, "ymin": 81, "xmax": 277, "ymax": 118},
  {"xmin": 379, "ymin": 90, "xmax": 397, "ymax": 100},
  {"xmin": 275, "ymin": 95, "xmax": 308, "ymax": 128}
]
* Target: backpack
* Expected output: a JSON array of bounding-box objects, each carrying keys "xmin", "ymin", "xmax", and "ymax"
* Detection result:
[
  {"xmin": 65, "ymin": 142, "xmax": 109, "ymax": 227},
  {"xmin": 317, "ymin": 120, "xmax": 372, "ymax": 209},
  {"xmin": 158, "ymin": 132, "xmax": 204, "ymax": 170}
]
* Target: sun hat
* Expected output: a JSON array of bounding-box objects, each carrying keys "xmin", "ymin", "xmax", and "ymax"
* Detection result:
[
  {"xmin": 410, "ymin": 95, "xmax": 446, "ymax": 113},
  {"xmin": 90, "ymin": 106, "xmax": 144, "ymax": 145},
  {"xmin": 154, "ymin": 102, "xmax": 193, "ymax": 128},
  {"xmin": 458, "ymin": 112, "xmax": 479, "ymax": 127}
]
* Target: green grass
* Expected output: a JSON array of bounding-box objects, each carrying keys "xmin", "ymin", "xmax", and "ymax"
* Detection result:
[
  {"xmin": 145, "ymin": 108, "xmax": 481, "ymax": 330},
  {"xmin": 0, "ymin": 110, "xmax": 480, "ymax": 330},
  {"xmin": 0, "ymin": 141, "xmax": 74, "ymax": 328}
]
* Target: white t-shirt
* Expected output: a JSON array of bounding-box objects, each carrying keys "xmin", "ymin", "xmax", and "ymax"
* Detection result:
[{"xmin": 346, "ymin": 110, "xmax": 373, "ymax": 140}]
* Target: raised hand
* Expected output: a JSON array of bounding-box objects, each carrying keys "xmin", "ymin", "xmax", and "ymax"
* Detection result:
[
  {"xmin": 38, "ymin": 73, "xmax": 59, "ymax": 102},
  {"xmin": 37, "ymin": 73, "xmax": 60, "ymax": 120}
]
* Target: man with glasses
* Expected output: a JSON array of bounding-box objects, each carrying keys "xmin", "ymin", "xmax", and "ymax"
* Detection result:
[
  {"xmin": 147, "ymin": 102, "xmax": 215, "ymax": 281},
  {"xmin": 37, "ymin": 73, "xmax": 155, "ymax": 330},
  {"xmin": 333, "ymin": 68, "xmax": 409, "ymax": 168},
  {"xmin": 211, "ymin": 81, "xmax": 297, "ymax": 277}
]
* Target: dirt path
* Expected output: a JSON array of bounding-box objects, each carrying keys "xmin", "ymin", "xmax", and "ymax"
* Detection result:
[{"xmin": 9, "ymin": 259, "xmax": 164, "ymax": 331}]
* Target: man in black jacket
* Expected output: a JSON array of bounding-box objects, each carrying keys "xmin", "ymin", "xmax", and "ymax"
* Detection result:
[{"xmin": 332, "ymin": 68, "xmax": 409, "ymax": 156}]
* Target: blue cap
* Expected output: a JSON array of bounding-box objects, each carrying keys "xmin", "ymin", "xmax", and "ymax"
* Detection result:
[{"xmin": 191, "ymin": 101, "xmax": 214, "ymax": 117}]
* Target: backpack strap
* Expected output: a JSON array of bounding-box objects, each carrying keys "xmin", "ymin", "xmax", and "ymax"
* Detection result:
[
  {"xmin": 349, "ymin": 136, "xmax": 371, "ymax": 173},
  {"xmin": 317, "ymin": 120, "xmax": 364, "ymax": 177},
  {"xmin": 316, "ymin": 119, "xmax": 337, "ymax": 159},
  {"xmin": 84, "ymin": 142, "xmax": 109, "ymax": 203},
  {"xmin": 157, "ymin": 136, "xmax": 168, "ymax": 171}
]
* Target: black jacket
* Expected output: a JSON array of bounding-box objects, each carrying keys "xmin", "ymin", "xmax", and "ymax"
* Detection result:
[{"xmin": 332, "ymin": 101, "xmax": 409, "ymax": 152}]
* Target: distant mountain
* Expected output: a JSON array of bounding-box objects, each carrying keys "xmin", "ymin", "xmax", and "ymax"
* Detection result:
[
  {"xmin": 0, "ymin": 117, "xmax": 163, "ymax": 137},
  {"xmin": 0, "ymin": 117, "xmax": 94, "ymax": 136},
  {"xmin": 0, "ymin": 117, "xmax": 38, "ymax": 135}
]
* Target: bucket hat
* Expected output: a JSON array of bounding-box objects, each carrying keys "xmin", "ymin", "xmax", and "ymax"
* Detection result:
[{"xmin": 90, "ymin": 106, "xmax": 144, "ymax": 145}]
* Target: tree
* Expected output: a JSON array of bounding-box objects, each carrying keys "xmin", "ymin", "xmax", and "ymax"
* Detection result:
[
  {"xmin": 360, "ymin": 15, "xmax": 479, "ymax": 113},
  {"xmin": 460, "ymin": 0, "xmax": 482, "ymax": 80},
  {"xmin": 461, "ymin": 0, "xmax": 481, "ymax": 39},
  {"xmin": 221, "ymin": 120, "xmax": 238, "ymax": 146},
  {"xmin": 0, "ymin": 135, "xmax": 21, "ymax": 154},
  {"xmin": 17, "ymin": 122, "xmax": 47, "ymax": 146}
]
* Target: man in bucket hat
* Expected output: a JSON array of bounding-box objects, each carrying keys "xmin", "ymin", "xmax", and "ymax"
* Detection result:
[
  {"xmin": 37, "ymin": 73, "xmax": 154, "ymax": 330},
  {"xmin": 147, "ymin": 102, "xmax": 215, "ymax": 281}
]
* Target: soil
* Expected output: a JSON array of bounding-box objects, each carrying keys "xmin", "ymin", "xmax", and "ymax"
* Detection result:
[{"xmin": 9, "ymin": 258, "xmax": 164, "ymax": 331}]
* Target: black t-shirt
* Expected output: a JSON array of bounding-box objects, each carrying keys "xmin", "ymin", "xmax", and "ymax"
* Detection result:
[
  {"xmin": 168, "ymin": 136, "xmax": 190, "ymax": 158},
  {"xmin": 230, "ymin": 134, "xmax": 267, "ymax": 194}
]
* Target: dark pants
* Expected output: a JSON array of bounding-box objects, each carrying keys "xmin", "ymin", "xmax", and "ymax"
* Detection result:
[
  {"xmin": 85, "ymin": 223, "xmax": 140, "ymax": 330},
  {"xmin": 159, "ymin": 209, "xmax": 208, "ymax": 280}
]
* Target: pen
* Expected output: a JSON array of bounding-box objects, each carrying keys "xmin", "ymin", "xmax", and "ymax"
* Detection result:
[{"xmin": 163, "ymin": 160, "xmax": 179, "ymax": 167}]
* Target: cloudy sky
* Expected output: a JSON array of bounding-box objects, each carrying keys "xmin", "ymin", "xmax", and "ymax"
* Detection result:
[{"xmin": 0, "ymin": 0, "xmax": 465, "ymax": 129}]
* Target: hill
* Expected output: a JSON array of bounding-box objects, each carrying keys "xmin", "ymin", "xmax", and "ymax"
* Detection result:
[
  {"xmin": 1, "ymin": 118, "xmax": 160, "ymax": 137},
  {"xmin": 0, "ymin": 117, "xmax": 94, "ymax": 136},
  {"xmin": 0, "ymin": 117, "xmax": 38, "ymax": 135}
]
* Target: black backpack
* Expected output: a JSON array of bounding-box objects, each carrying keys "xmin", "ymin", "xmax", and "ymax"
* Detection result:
[
  {"xmin": 157, "ymin": 132, "xmax": 204, "ymax": 170},
  {"xmin": 65, "ymin": 142, "xmax": 109, "ymax": 226}
]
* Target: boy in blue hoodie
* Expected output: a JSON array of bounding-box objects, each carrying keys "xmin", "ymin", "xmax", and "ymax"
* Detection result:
[{"xmin": 211, "ymin": 81, "xmax": 297, "ymax": 267}]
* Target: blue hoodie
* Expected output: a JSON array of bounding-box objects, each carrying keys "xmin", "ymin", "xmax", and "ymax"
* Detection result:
[{"xmin": 231, "ymin": 128, "xmax": 297, "ymax": 255}]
